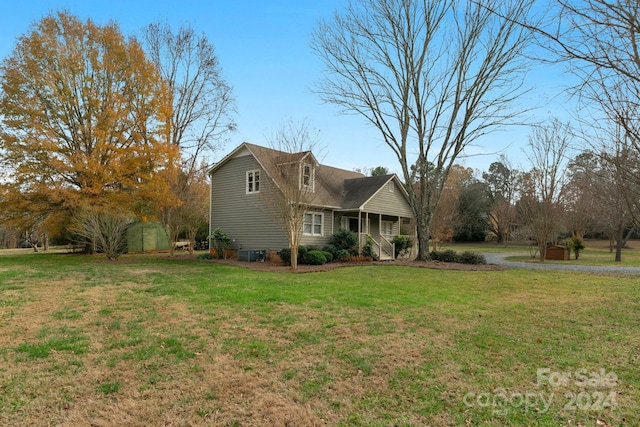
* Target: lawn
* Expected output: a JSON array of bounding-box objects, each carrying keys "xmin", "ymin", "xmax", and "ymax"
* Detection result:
[
  {"xmin": 449, "ymin": 239, "xmax": 640, "ymax": 267},
  {"xmin": 0, "ymin": 252, "xmax": 638, "ymax": 426}
]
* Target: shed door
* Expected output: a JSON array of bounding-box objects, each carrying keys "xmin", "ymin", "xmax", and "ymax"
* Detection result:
[{"xmin": 142, "ymin": 227, "xmax": 158, "ymax": 251}]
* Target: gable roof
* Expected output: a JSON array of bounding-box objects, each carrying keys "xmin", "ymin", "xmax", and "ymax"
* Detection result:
[
  {"xmin": 210, "ymin": 142, "xmax": 411, "ymax": 211},
  {"xmin": 341, "ymin": 174, "xmax": 397, "ymax": 210}
]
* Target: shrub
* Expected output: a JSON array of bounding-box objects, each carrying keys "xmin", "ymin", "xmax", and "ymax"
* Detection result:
[
  {"xmin": 430, "ymin": 249, "xmax": 459, "ymax": 263},
  {"xmin": 278, "ymin": 248, "xmax": 291, "ymax": 265},
  {"xmin": 297, "ymin": 245, "xmax": 309, "ymax": 264},
  {"xmin": 330, "ymin": 229, "xmax": 359, "ymax": 255},
  {"xmin": 564, "ymin": 236, "xmax": 585, "ymax": 260},
  {"xmin": 361, "ymin": 234, "xmax": 374, "ymax": 258},
  {"xmin": 208, "ymin": 228, "xmax": 233, "ymax": 259},
  {"xmin": 305, "ymin": 250, "xmax": 327, "ymax": 265},
  {"xmin": 197, "ymin": 253, "xmax": 215, "ymax": 260},
  {"xmin": 392, "ymin": 235, "xmax": 414, "ymax": 258},
  {"xmin": 335, "ymin": 249, "xmax": 351, "ymax": 262},
  {"xmin": 322, "ymin": 251, "xmax": 334, "ymax": 263},
  {"xmin": 323, "ymin": 244, "xmax": 338, "ymax": 259},
  {"xmin": 430, "ymin": 249, "xmax": 487, "ymax": 265},
  {"xmin": 457, "ymin": 251, "xmax": 487, "ymax": 265}
]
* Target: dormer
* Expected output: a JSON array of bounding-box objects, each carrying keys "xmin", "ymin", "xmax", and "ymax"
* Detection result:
[
  {"xmin": 275, "ymin": 150, "xmax": 319, "ymax": 192},
  {"xmin": 301, "ymin": 161, "xmax": 315, "ymax": 191}
]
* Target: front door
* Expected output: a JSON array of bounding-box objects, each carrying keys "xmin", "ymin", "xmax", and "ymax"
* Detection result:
[{"xmin": 381, "ymin": 220, "xmax": 394, "ymax": 240}]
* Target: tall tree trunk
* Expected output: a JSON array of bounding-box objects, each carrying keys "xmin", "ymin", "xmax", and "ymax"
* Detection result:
[
  {"xmin": 415, "ymin": 220, "xmax": 430, "ymax": 261},
  {"xmin": 615, "ymin": 225, "xmax": 624, "ymax": 262}
]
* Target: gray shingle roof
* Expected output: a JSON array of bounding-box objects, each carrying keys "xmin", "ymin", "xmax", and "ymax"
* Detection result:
[{"xmin": 227, "ymin": 143, "xmax": 402, "ymax": 211}]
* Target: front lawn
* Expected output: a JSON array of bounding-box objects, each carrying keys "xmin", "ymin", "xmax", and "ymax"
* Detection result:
[{"xmin": 0, "ymin": 252, "xmax": 637, "ymax": 426}]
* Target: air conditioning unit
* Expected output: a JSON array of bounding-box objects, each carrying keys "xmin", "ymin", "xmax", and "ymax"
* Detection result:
[{"xmin": 237, "ymin": 249, "xmax": 266, "ymax": 262}]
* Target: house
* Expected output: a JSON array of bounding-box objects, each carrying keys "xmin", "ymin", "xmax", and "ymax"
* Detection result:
[{"xmin": 208, "ymin": 142, "xmax": 415, "ymax": 260}]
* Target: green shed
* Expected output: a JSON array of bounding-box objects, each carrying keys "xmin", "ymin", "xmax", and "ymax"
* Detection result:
[{"xmin": 127, "ymin": 221, "xmax": 170, "ymax": 252}]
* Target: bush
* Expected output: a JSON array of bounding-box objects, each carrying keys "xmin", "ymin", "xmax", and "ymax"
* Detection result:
[
  {"xmin": 335, "ymin": 249, "xmax": 351, "ymax": 262},
  {"xmin": 197, "ymin": 253, "xmax": 215, "ymax": 260},
  {"xmin": 297, "ymin": 245, "xmax": 309, "ymax": 264},
  {"xmin": 278, "ymin": 248, "xmax": 292, "ymax": 265},
  {"xmin": 322, "ymin": 251, "xmax": 334, "ymax": 263},
  {"xmin": 305, "ymin": 250, "xmax": 327, "ymax": 265},
  {"xmin": 323, "ymin": 244, "xmax": 338, "ymax": 259},
  {"xmin": 330, "ymin": 229, "xmax": 359, "ymax": 255},
  {"xmin": 208, "ymin": 228, "xmax": 233, "ymax": 259},
  {"xmin": 392, "ymin": 235, "xmax": 414, "ymax": 257},
  {"xmin": 430, "ymin": 249, "xmax": 487, "ymax": 265},
  {"xmin": 361, "ymin": 234, "xmax": 374, "ymax": 258},
  {"xmin": 431, "ymin": 249, "xmax": 459, "ymax": 262},
  {"xmin": 457, "ymin": 251, "xmax": 487, "ymax": 265}
]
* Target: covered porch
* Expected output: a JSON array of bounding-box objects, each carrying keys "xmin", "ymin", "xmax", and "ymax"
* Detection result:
[{"xmin": 336, "ymin": 211, "xmax": 414, "ymax": 260}]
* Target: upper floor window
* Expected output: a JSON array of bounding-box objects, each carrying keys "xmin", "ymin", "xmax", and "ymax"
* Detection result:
[
  {"xmin": 246, "ymin": 170, "xmax": 260, "ymax": 194},
  {"xmin": 301, "ymin": 163, "xmax": 314, "ymax": 190}
]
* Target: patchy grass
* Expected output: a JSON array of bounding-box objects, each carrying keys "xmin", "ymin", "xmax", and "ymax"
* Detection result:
[
  {"xmin": 451, "ymin": 239, "xmax": 640, "ymax": 266},
  {"xmin": 0, "ymin": 251, "xmax": 638, "ymax": 426}
]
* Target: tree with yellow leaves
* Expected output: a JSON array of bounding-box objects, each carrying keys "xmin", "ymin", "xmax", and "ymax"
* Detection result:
[{"xmin": 0, "ymin": 11, "xmax": 179, "ymax": 255}]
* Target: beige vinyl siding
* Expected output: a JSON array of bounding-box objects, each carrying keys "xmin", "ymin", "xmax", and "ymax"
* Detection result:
[
  {"xmin": 210, "ymin": 155, "xmax": 289, "ymax": 250},
  {"xmin": 363, "ymin": 182, "xmax": 414, "ymax": 218}
]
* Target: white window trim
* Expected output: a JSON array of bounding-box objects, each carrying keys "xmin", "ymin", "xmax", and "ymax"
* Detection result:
[
  {"xmin": 303, "ymin": 212, "xmax": 324, "ymax": 236},
  {"xmin": 246, "ymin": 170, "xmax": 260, "ymax": 194},
  {"xmin": 301, "ymin": 163, "xmax": 315, "ymax": 192}
]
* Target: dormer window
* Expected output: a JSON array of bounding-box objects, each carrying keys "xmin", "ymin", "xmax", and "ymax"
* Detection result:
[{"xmin": 301, "ymin": 163, "xmax": 314, "ymax": 191}]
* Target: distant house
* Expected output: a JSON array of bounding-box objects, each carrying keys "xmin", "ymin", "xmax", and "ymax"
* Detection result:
[{"xmin": 208, "ymin": 142, "xmax": 415, "ymax": 260}]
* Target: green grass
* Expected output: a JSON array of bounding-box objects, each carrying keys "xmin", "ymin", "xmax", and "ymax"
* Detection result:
[
  {"xmin": 0, "ymin": 250, "xmax": 638, "ymax": 426},
  {"xmin": 448, "ymin": 239, "xmax": 640, "ymax": 266}
]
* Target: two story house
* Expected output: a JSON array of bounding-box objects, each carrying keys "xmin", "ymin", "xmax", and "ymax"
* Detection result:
[{"xmin": 209, "ymin": 142, "xmax": 415, "ymax": 260}]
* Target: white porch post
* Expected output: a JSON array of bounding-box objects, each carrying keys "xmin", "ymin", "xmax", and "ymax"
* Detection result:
[
  {"xmin": 379, "ymin": 213, "xmax": 382, "ymax": 258},
  {"xmin": 358, "ymin": 211, "xmax": 362, "ymax": 250}
]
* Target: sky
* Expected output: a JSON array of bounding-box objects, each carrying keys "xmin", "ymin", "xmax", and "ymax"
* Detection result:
[{"xmin": 0, "ymin": 0, "xmax": 574, "ymax": 175}]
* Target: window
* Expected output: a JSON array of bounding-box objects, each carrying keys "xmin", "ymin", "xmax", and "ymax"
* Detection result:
[
  {"xmin": 303, "ymin": 212, "xmax": 323, "ymax": 236},
  {"xmin": 381, "ymin": 220, "xmax": 394, "ymax": 238},
  {"xmin": 246, "ymin": 170, "xmax": 260, "ymax": 194},
  {"xmin": 388, "ymin": 181, "xmax": 395, "ymax": 192},
  {"xmin": 301, "ymin": 163, "xmax": 314, "ymax": 190}
]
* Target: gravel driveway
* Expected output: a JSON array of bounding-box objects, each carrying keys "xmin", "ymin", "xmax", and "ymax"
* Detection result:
[{"xmin": 483, "ymin": 253, "xmax": 640, "ymax": 275}]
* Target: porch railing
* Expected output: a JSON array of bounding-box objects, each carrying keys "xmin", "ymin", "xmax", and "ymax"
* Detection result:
[
  {"xmin": 379, "ymin": 235, "xmax": 395, "ymax": 260},
  {"xmin": 359, "ymin": 233, "xmax": 395, "ymax": 260}
]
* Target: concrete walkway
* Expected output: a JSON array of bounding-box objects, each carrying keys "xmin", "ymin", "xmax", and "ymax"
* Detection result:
[{"xmin": 483, "ymin": 253, "xmax": 640, "ymax": 275}]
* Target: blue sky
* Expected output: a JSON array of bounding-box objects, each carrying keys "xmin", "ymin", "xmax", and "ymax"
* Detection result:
[{"xmin": 0, "ymin": 0, "xmax": 573, "ymax": 174}]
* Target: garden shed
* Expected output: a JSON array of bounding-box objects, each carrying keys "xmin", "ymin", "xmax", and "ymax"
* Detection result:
[
  {"xmin": 545, "ymin": 245, "xmax": 569, "ymax": 260},
  {"xmin": 127, "ymin": 221, "xmax": 170, "ymax": 252}
]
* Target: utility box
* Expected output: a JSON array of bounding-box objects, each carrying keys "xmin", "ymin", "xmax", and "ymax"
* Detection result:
[
  {"xmin": 238, "ymin": 249, "xmax": 266, "ymax": 262},
  {"xmin": 545, "ymin": 245, "xmax": 569, "ymax": 260}
]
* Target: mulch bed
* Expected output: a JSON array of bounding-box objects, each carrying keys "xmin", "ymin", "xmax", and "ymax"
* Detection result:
[{"xmin": 209, "ymin": 258, "xmax": 507, "ymax": 273}]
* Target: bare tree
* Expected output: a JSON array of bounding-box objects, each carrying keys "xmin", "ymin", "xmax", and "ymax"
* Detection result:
[
  {"xmin": 71, "ymin": 209, "xmax": 132, "ymax": 261},
  {"xmin": 312, "ymin": 0, "xmax": 537, "ymax": 259},
  {"xmin": 262, "ymin": 119, "xmax": 322, "ymax": 269},
  {"xmin": 179, "ymin": 163, "xmax": 210, "ymax": 255},
  {"xmin": 143, "ymin": 22, "xmax": 236, "ymax": 255},
  {"xmin": 521, "ymin": 119, "xmax": 573, "ymax": 261},
  {"xmin": 482, "ymin": 156, "xmax": 520, "ymax": 245},
  {"xmin": 529, "ymin": 1, "xmax": 640, "ymax": 226}
]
